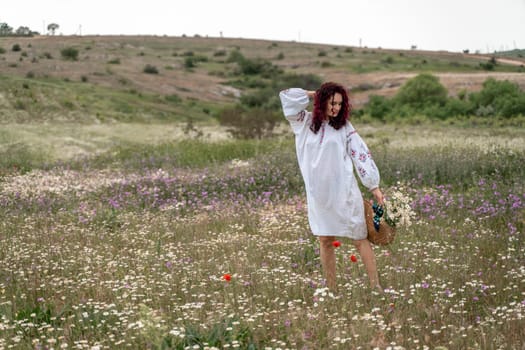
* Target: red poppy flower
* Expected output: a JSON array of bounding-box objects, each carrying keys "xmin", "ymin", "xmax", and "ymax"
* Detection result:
[
  {"xmin": 223, "ymin": 273, "xmax": 232, "ymax": 282},
  {"xmin": 332, "ymin": 240, "xmax": 341, "ymax": 248},
  {"xmin": 350, "ymin": 255, "xmax": 358, "ymax": 262}
]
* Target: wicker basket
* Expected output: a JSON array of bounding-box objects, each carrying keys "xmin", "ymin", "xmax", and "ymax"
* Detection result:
[{"xmin": 363, "ymin": 198, "xmax": 396, "ymax": 245}]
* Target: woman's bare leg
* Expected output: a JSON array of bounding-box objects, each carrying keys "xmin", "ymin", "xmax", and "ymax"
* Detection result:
[
  {"xmin": 353, "ymin": 239, "xmax": 381, "ymax": 289},
  {"xmin": 319, "ymin": 236, "xmax": 337, "ymax": 290}
]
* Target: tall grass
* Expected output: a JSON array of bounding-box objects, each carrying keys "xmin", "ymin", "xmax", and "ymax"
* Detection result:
[{"xmin": 0, "ymin": 131, "xmax": 523, "ymax": 349}]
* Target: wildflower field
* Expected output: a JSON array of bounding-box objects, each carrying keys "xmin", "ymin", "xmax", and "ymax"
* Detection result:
[{"xmin": 0, "ymin": 124, "xmax": 524, "ymax": 349}]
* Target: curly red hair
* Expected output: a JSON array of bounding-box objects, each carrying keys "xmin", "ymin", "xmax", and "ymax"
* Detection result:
[{"xmin": 310, "ymin": 82, "xmax": 351, "ymax": 134}]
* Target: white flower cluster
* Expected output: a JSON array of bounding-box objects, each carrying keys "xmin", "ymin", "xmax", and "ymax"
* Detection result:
[{"xmin": 385, "ymin": 183, "xmax": 416, "ymax": 228}]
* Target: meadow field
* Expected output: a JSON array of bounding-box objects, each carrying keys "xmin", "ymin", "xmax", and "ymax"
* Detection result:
[{"xmin": 0, "ymin": 122, "xmax": 523, "ymax": 349}]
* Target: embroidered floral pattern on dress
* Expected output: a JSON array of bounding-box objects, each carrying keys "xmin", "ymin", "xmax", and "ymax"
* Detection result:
[{"xmin": 297, "ymin": 110, "xmax": 306, "ymax": 122}]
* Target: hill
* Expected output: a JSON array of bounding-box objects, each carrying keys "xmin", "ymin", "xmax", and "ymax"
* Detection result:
[{"xmin": 0, "ymin": 35, "xmax": 524, "ymax": 123}]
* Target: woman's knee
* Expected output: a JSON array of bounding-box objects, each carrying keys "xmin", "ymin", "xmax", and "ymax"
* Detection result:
[
  {"xmin": 319, "ymin": 236, "xmax": 335, "ymax": 249},
  {"xmin": 352, "ymin": 238, "xmax": 369, "ymax": 249}
]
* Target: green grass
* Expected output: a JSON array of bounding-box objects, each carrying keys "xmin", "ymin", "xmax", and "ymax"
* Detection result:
[
  {"xmin": 332, "ymin": 49, "xmax": 524, "ymax": 73},
  {"xmin": 85, "ymin": 138, "xmax": 289, "ymax": 170},
  {"xmin": 0, "ymin": 74, "xmax": 218, "ymax": 123}
]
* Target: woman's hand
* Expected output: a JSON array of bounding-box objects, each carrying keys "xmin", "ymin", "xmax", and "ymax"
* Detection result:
[{"xmin": 370, "ymin": 188, "xmax": 384, "ymax": 206}]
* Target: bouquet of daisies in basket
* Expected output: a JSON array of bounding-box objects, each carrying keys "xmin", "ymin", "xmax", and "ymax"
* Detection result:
[
  {"xmin": 365, "ymin": 182, "xmax": 416, "ymax": 245},
  {"xmin": 383, "ymin": 183, "xmax": 416, "ymax": 229}
]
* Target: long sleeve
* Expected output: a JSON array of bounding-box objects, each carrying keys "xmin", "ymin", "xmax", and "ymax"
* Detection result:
[
  {"xmin": 279, "ymin": 88, "xmax": 311, "ymax": 134},
  {"xmin": 346, "ymin": 126, "xmax": 380, "ymax": 190}
]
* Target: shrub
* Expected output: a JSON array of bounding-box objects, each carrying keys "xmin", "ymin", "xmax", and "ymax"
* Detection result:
[
  {"xmin": 277, "ymin": 73, "xmax": 322, "ymax": 91},
  {"xmin": 479, "ymin": 61, "xmax": 495, "ymax": 71},
  {"xmin": 496, "ymin": 94, "xmax": 525, "ymax": 118},
  {"xmin": 227, "ymin": 49, "xmax": 244, "ymax": 63},
  {"xmin": 236, "ymin": 73, "xmax": 322, "ymax": 113},
  {"xmin": 469, "ymin": 78, "xmax": 520, "ymax": 107},
  {"xmin": 60, "ymin": 47, "xmax": 79, "ymax": 60},
  {"xmin": 240, "ymin": 88, "xmax": 277, "ymax": 110},
  {"xmin": 237, "ymin": 57, "xmax": 281, "ymax": 77},
  {"xmin": 364, "ymin": 95, "xmax": 392, "ymax": 120},
  {"xmin": 184, "ymin": 57, "xmax": 196, "ymax": 69},
  {"xmin": 165, "ymin": 94, "xmax": 182, "ymax": 103},
  {"xmin": 216, "ymin": 105, "xmax": 281, "ymax": 139},
  {"xmin": 468, "ymin": 78, "xmax": 525, "ymax": 117},
  {"xmin": 12, "ymin": 43, "xmax": 21, "ymax": 52},
  {"xmin": 394, "ymin": 73, "xmax": 448, "ymax": 109},
  {"xmin": 143, "ymin": 64, "xmax": 159, "ymax": 74},
  {"xmin": 441, "ymin": 98, "xmax": 473, "ymax": 117},
  {"xmin": 0, "ymin": 47, "xmax": 5, "ymax": 54},
  {"xmin": 184, "ymin": 55, "xmax": 208, "ymax": 69},
  {"xmin": 382, "ymin": 56, "xmax": 395, "ymax": 64}
]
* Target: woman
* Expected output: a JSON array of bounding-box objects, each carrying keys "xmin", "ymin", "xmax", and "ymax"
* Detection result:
[{"xmin": 279, "ymin": 82, "xmax": 384, "ymax": 291}]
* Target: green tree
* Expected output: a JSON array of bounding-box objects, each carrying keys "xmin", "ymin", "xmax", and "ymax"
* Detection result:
[
  {"xmin": 15, "ymin": 26, "xmax": 32, "ymax": 36},
  {"xmin": 47, "ymin": 23, "xmax": 59, "ymax": 35},
  {"xmin": 394, "ymin": 73, "xmax": 448, "ymax": 109},
  {"xmin": 0, "ymin": 22, "xmax": 13, "ymax": 36}
]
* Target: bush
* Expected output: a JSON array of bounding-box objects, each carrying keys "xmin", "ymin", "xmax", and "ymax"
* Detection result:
[
  {"xmin": 60, "ymin": 47, "xmax": 79, "ymax": 60},
  {"xmin": 364, "ymin": 95, "xmax": 392, "ymax": 120},
  {"xmin": 184, "ymin": 57, "xmax": 196, "ymax": 69},
  {"xmin": 143, "ymin": 64, "xmax": 159, "ymax": 74},
  {"xmin": 238, "ymin": 57, "xmax": 281, "ymax": 77},
  {"xmin": 275, "ymin": 73, "xmax": 322, "ymax": 92},
  {"xmin": 184, "ymin": 55, "xmax": 208, "ymax": 69},
  {"xmin": 216, "ymin": 105, "xmax": 281, "ymax": 139},
  {"xmin": 227, "ymin": 49, "xmax": 244, "ymax": 63},
  {"xmin": 12, "ymin": 43, "xmax": 21, "ymax": 52},
  {"xmin": 497, "ymin": 94, "xmax": 525, "ymax": 118},
  {"xmin": 441, "ymin": 98, "xmax": 473, "ymax": 117},
  {"xmin": 236, "ymin": 73, "xmax": 322, "ymax": 113},
  {"xmin": 394, "ymin": 73, "xmax": 448, "ymax": 109},
  {"xmin": 469, "ymin": 78, "xmax": 525, "ymax": 117},
  {"xmin": 469, "ymin": 78, "xmax": 520, "ymax": 107}
]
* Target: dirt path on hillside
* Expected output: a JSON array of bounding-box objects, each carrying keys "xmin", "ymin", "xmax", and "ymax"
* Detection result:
[{"xmin": 466, "ymin": 54, "xmax": 525, "ymax": 66}]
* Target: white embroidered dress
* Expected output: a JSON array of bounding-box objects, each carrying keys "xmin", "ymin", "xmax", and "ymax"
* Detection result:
[{"xmin": 280, "ymin": 88, "xmax": 380, "ymax": 239}]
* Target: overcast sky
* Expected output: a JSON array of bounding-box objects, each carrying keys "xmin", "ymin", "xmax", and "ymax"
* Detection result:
[{"xmin": 3, "ymin": 0, "xmax": 525, "ymax": 53}]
